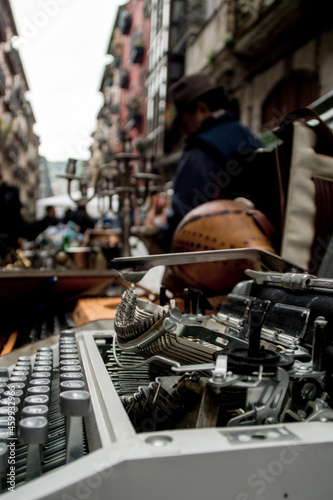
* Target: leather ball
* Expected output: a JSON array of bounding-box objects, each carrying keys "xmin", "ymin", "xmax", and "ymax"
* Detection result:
[{"xmin": 163, "ymin": 199, "xmax": 275, "ymax": 295}]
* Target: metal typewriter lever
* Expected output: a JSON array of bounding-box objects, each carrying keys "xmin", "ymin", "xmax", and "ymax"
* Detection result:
[
  {"xmin": 247, "ymin": 269, "xmax": 333, "ymax": 291},
  {"xmin": 110, "ymin": 247, "xmax": 304, "ymax": 284}
]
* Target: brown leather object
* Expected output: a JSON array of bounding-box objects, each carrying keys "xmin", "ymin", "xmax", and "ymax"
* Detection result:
[{"xmin": 162, "ymin": 199, "xmax": 276, "ymax": 296}]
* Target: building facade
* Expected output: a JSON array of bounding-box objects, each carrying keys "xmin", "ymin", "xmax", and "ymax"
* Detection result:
[
  {"xmin": 145, "ymin": 0, "xmax": 215, "ymax": 159},
  {"xmin": 89, "ymin": 4, "xmax": 125, "ymax": 183},
  {"xmin": 0, "ymin": 0, "xmax": 40, "ymax": 220},
  {"xmin": 184, "ymin": 0, "xmax": 333, "ymax": 134},
  {"xmin": 90, "ymin": 0, "xmax": 333, "ymax": 182}
]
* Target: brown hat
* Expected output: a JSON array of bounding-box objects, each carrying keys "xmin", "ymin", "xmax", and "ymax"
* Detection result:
[{"xmin": 170, "ymin": 73, "xmax": 227, "ymax": 112}]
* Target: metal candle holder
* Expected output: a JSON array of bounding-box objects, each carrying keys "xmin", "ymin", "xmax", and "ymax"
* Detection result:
[{"xmin": 60, "ymin": 137, "xmax": 164, "ymax": 257}]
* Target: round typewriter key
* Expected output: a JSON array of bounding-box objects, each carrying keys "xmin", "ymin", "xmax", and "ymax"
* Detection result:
[
  {"xmin": 18, "ymin": 356, "xmax": 31, "ymax": 362},
  {"xmin": 59, "ymin": 337, "xmax": 76, "ymax": 343},
  {"xmin": 59, "ymin": 354, "xmax": 79, "ymax": 360},
  {"xmin": 8, "ymin": 376, "xmax": 28, "ymax": 385},
  {"xmin": 13, "ymin": 364, "xmax": 30, "ymax": 372},
  {"xmin": 60, "ymin": 344, "xmax": 76, "ymax": 350},
  {"xmin": 16, "ymin": 360, "xmax": 31, "ymax": 367},
  {"xmin": 35, "ymin": 355, "xmax": 53, "ymax": 361},
  {"xmin": 0, "ymin": 397, "xmax": 22, "ymax": 413},
  {"xmin": 0, "ymin": 378, "xmax": 9, "ymax": 384},
  {"xmin": 60, "ymin": 372, "xmax": 84, "ymax": 382},
  {"xmin": 34, "ymin": 358, "xmax": 52, "ymax": 365},
  {"xmin": 60, "ymin": 380, "xmax": 85, "ymax": 392},
  {"xmin": 11, "ymin": 370, "xmax": 30, "ymax": 378},
  {"xmin": 33, "ymin": 366, "xmax": 52, "ymax": 373},
  {"xmin": 24, "ymin": 394, "xmax": 50, "ymax": 407},
  {"xmin": 5, "ymin": 382, "xmax": 26, "ymax": 393},
  {"xmin": 27, "ymin": 386, "xmax": 50, "ymax": 397},
  {"xmin": 0, "ymin": 406, "xmax": 21, "ymax": 431},
  {"xmin": 29, "ymin": 379, "xmax": 51, "ymax": 387},
  {"xmin": 0, "ymin": 397, "xmax": 21, "ymax": 408},
  {"xmin": 22, "ymin": 404, "xmax": 49, "ymax": 419},
  {"xmin": 0, "ymin": 428, "xmax": 11, "ymax": 442},
  {"xmin": 34, "ymin": 359, "xmax": 52, "ymax": 366},
  {"xmin": 33, "ymin": 363, "xmax": 53, "ymax": 371},
  {"xmin": 0, "ymin": 416, "xmax": 10, "ymax": 427},
  {"xmin": 60, "ymin": 349, "xmax": 78, "ymax": 355},
  {"xmin": 34, "ymin": 360, "xmax": 52, "ymax": 367},
  {"xmin": 37, "ymin": 347, "xmax": 53, "ymax": 353},
  {"xmin": 34, "ymin": 357, "xmax": 53, "ymax": 367},
  {"xmin": 59, "ymin": 344, "xmax": 76, "ymax": 351},
  {"xmin": 0, "ymin": 442, "xmax": 8, "ymax": 472},
  {"xmin": 59, "ymin": 390, "xmax": 90, "ymax": 417},
  {"xmin": 60, "ymin": 359, "xmax": 80, "ymax": 366},
  {"xmin": 13, "ymin": 361, "xmax": 30, "ymax": 369},
  {"xmin": 0, "ymin": 383, "xmax": 7, "ymax": 390},
  {"xmin": 19, "ymin": 416, "xmax": 48, "ymax": 444},
  {"xmin": 0, "ymin": 406, "xmax": 19, "ymax": 418},
  {"xmin": 0, "ymin": 408, "xmax": 18, "ymax": 428},
  {"xmin": 30, "ymin": 372, "xmax": 52, "ymax": 380},
  {"xmin": 15, "ymin": 365, "xmax": 31, "ymax": 374},
  {"xmin": 3, "ymin": 389, "xmax": 24, "ymax": 400},
  {"xmin": 19, "ymin": 416, "xmax": 49, "ymax": 480},
  {"xmin": 60, "ymin": 329, "xmax": 76, "ymax": 338},
  {"xmin": 60, "ymin": 365, "xmax": 81, "ymax": 373}
]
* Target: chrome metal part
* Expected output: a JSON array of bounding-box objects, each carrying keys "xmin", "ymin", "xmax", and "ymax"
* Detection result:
[
  {"xmin": 110, "ymin": 247, "xmax": 304, "ymax": 283},
  {"xmin": 3, "ymin": 266, "xmax": 333, "ymax": 500}
]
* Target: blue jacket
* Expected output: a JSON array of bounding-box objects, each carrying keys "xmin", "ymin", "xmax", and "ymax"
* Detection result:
[{"xmin": 156, "ymin": 113, "xmax": 263, "ymax": 251}]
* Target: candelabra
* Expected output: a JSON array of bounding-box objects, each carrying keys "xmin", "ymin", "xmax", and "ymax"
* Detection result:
[
  {"xmin": 59, "ymin": 158, "xmax": 94, "ymax": 207},
  {"xmin": 60, "ymin": 137, "xmax": 165, "ymax": 257}
]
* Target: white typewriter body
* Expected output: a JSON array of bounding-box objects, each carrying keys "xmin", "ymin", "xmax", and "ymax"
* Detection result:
[{"xmin": 3, "ymin": 262, "xmax": 333, "ymax": 500}]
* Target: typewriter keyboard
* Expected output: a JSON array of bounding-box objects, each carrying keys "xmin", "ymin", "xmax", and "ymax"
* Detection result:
[{"xmin": 0, "ymin": 329, "xmax": 90, "ymax": 492}]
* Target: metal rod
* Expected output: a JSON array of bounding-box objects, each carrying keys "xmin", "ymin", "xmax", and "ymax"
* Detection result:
[{"xmin": 110, "ymin": 248, "xmax": 304, "ymax": 283}]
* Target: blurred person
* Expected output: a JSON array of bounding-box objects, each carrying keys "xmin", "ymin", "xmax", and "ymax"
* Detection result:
[
  {"xmin": 45, "ymin": 205, "xmax": 62, "ymax": 225},
  {"xmin": 149, "ymin": 73, "xmax": 263, "ymax": 253},
  {"xmin": 0, "ymin": 178, "xmax": 59, "ymax": 262},
  {"xmin": 63, "ymin": 204, "xmax": 95, "ymax": 234},
  {"xmin": 45, "ymin": 205, "xmax": 56, "ymax": 219}
]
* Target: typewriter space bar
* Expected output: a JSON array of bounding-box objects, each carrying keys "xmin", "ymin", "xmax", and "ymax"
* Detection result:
[{"xmin": 110, "ymin": 248, "xmax": 304, "ymax": 283}]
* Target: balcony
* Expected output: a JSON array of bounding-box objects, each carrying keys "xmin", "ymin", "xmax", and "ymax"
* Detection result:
[
  {"xmin": 111, "ymin": 105, "xmax": 120, "ymax": 114},
  {"xmin": 100, "ymin": 64, "xmax": 114, "ymax": 91},
  {"xmin": 120, "ymin": 70, "xmax": 130, "ymax": 89},
  {"xmin": 4, "ymin": 44, "xmax": 22, "ymax": 75},
  {"xmin": 8, "ymin": 143, "xmax": 19, "ymax": 162},
  {"xmin": 232, "ymin": 0, "xmax": 275, "ymax": 35},
  {"xmin": 14, "ymin": 165, "xmax": 28, "ymax": 182},
  {"xmin": 111, "ymin": 56, "xmax": 122, "ymax": 69},
  {"xmin": 232, "ymin": 0, "xmax": 327, "ymax": 60},
  {"xmin": 3, "ymin": 92, "xmax": 20, "ymax": 115},
  {"xmin": 0, "ymin": 13, "xmax": 6, "ymax": 42},
  {"xmin": 127, "ymin": 96, "xmax": 142, "ymax": 128},
  {"xmin": 130, "ymin": 32, "xmax": 145, "ymax": 64},
  {"xmin": 15, "ymin": 128, "xmax": 29, "ymax": 151},
  {"xmin": 119, "ymin": 10, "xmax": 132, "ymax": 35},
  {"xmin": 144, "ymin": 0, "xmax": 151, "ymax": 19},
  {"xmin": 0, "ymin": 66, "xmax": 5, "ymax": 96}
]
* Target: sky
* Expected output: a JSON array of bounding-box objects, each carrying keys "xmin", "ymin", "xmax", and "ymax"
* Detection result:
[{"xmin": 10, "ymin": 0, "xmax": 124, "ymax": 162}]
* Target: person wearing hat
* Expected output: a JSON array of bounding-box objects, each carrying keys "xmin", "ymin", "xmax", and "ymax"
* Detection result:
[{"xmin": 150, "ymin": 73, "xmax": 263, "ymax": 253}]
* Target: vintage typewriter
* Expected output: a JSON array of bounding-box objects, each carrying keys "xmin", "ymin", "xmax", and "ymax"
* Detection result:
[{"xmin": 1, "ymin": 247, "xmax": 333, "ymax": 499}]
